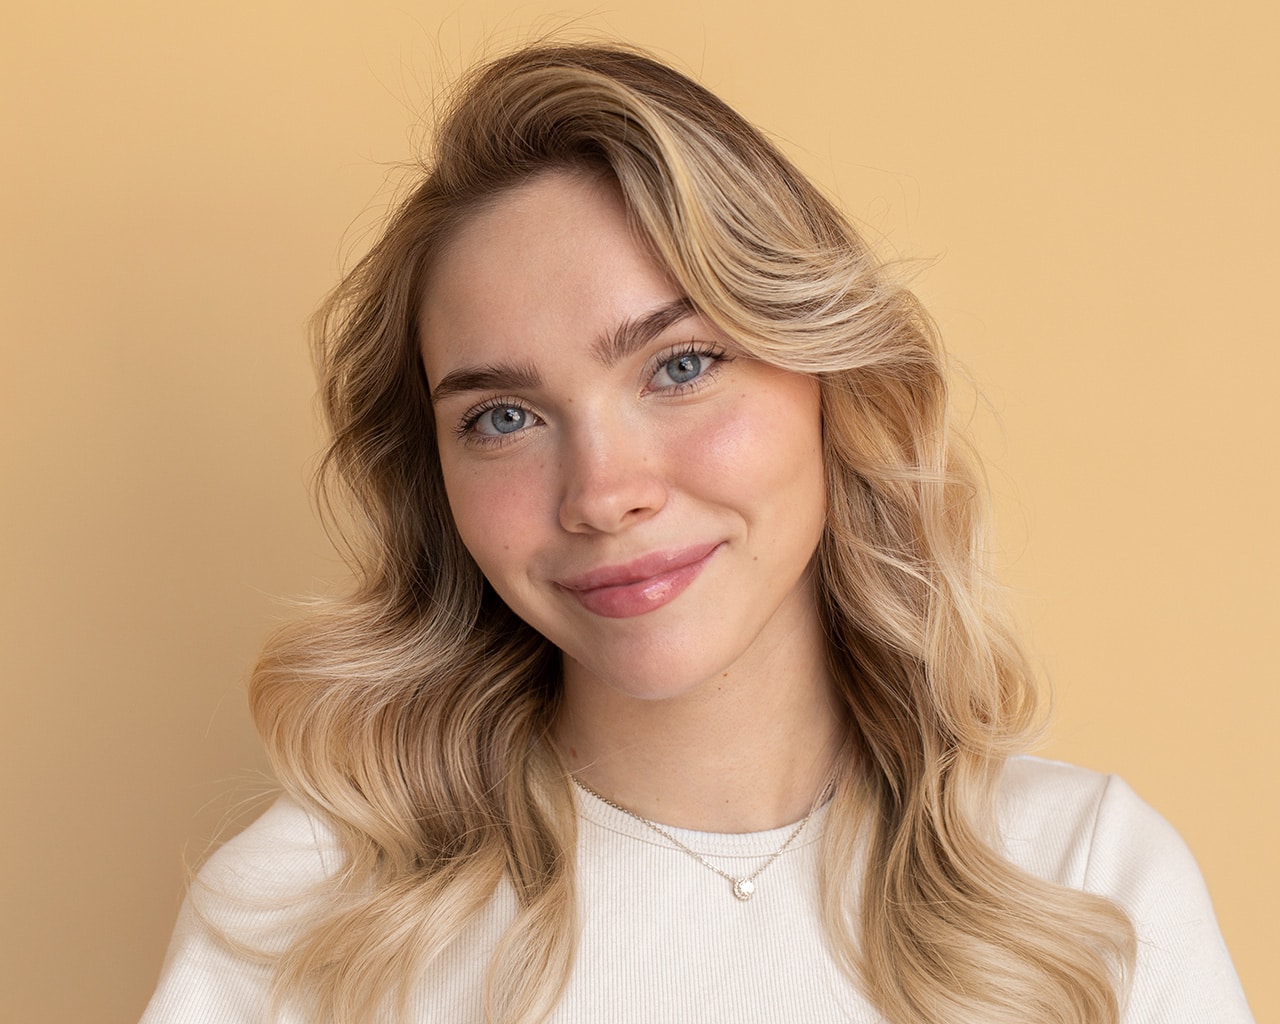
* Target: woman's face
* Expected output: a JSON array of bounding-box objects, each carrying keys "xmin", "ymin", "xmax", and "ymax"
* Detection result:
[{"xmin": 420, "ymin": 171, "xmax": 828, "ymax": 701}]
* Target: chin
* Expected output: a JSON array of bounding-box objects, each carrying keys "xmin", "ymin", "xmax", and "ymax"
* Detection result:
[{"xmin": 559, "ymin": 636, "xmax": 741, "ymax": 705}]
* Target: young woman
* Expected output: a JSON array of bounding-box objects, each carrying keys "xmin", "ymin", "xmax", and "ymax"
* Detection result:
[{"xmin": 141, "ymin": 43, "xmax": 1252, "ymax": 1024}]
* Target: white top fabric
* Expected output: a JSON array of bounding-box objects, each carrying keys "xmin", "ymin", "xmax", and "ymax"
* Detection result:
[{"xmin": 140, "ymin": 757, "xmax": 1253, "ymax": 1023}]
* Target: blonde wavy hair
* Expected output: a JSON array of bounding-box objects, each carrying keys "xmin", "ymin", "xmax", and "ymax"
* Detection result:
[{"xmin": 248, "ymin": 42, "xmax": 1135, "ymax": 1024}]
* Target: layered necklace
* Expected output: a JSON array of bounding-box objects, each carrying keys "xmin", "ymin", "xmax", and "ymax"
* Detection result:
[{"xmin": 571, "ymin": 774, "xmax": 835, "ymax": 901}]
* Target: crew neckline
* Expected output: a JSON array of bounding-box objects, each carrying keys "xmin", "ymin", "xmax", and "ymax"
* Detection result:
[{"xmin": 571, "ymin": 781, "xmax": 832, "ymax": 857}]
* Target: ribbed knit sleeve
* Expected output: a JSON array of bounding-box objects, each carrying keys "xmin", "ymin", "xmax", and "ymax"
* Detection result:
[
  {"xmin": 1084, "ymin": 774, "xmax": 1253, "ymax": 1023},
  {"xmin": 139, "ymin": 797, "xmax": 338, "ymax": 1024},
  {"xmin": 999, "ymin": 757, "xmax": 1253, "ymax": 1023}
]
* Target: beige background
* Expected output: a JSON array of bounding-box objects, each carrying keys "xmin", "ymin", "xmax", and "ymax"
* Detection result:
[{"xmin": 2, "ymin": 2, "xmax": 1275, "ymax": 1021}]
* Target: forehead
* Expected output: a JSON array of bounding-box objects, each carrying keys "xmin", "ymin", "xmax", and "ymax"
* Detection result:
[{"xmin": 418, "ymin": 171, "xmax": 681, "ymax": 383}]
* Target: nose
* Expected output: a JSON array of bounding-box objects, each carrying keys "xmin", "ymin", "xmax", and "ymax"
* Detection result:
[{"xmin": 557, "ymin": 426, "xmax": 667, "ymax": 534}]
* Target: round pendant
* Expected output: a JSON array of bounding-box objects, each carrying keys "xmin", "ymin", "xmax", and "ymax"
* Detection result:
[{"xmin": 732, "ymin": 878, "xmax": 755, "ymax": 901}]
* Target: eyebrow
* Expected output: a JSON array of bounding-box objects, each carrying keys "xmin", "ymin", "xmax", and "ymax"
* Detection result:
[
  {"xmin": 429, "ymin": 297, "xmax": 698, "ymax": 404},
  {"xmin": 592, "ymin": 297, "xmax": 697, "ymax": 368},
  {"xmin": 429, "ymin": 360, "xmax": 542, "ymax": 404}
]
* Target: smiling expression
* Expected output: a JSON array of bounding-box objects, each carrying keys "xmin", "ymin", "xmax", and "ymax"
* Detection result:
[{"xmin": 420, "ymin": 170, "xmax": 829, "ymax": 702}]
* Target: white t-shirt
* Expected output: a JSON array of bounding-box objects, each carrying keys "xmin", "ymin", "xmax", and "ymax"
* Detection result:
[{"xmin": 140, "ymin": 756, "xmax": 1254, "ymax": 1022}]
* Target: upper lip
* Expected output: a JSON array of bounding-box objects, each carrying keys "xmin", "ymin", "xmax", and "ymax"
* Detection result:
[{"xmin": 555, "ymin": 542, "xmax": 721, "ymax": 591}]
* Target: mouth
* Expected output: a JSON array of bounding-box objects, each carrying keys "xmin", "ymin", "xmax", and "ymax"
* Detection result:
[{"xmin": 556, "ymin": 542, "xmax": 722, "ymax": 619}]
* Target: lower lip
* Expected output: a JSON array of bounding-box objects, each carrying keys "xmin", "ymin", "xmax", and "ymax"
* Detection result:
[{"xmin": 563, "ymin": 547, "xmax": 720, "ymax": 619}]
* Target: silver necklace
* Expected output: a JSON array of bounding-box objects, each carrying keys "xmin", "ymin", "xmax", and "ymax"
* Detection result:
[{"xmin": 571, "ymin": 775, "xmax": 833, "ymax": 902}]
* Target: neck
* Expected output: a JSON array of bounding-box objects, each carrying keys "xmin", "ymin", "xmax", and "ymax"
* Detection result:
[{"xmin": 553, "ymin": 613, "xmax": 845, "ymax": 832}]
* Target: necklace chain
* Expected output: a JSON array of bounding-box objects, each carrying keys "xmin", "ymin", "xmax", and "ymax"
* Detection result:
[{"xmin": 570, "ymin": 775, "xmax": 833, "ymax": 901}]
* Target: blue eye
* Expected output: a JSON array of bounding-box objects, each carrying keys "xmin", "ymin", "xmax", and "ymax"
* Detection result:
[
  {"xmin": 652, "ymin": 347, "xmax": 725, "ymax": 389},
  {"xmin": 665, "ymin": 353, "xmax": 702, "ymax": 383},
  {"xmin": 481, "ymin": 406, "xmax": 527, "ymax": 434},
  {"xmin": 455, "ymin": 397, "xmax": 543, "ymax": 446}
]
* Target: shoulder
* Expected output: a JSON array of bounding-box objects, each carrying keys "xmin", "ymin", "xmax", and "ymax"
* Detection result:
[
  {"xmin": 996, "ymin": 755, "xmax": 1207, "ymax": 897},
  {"xmin": 997, "ymin": 755, "xmax": 1217, "ymax": 920},
  {"xmin": 997, "ymin": 756, "xmax": 1254, "ymax": 1022},
  {"xmin": 140, "ymin": 796, "xmax": 340, "ymax": 1024},
  {"xmin": 194, "ymin": 793, "xmax": 341, "ymax": 900},
  {"xmin": 997, "ymin": 755, "xmax": 1112, "ymax": 886}
]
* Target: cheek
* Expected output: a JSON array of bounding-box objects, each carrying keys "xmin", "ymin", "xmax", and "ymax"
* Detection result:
[
  {"xmin": 441, "ymin": 459, "xmax": 549, "ymax": 579},
  {"xmin": 679, "ymin": 380, "xmax": 825, "ymax": 515}
]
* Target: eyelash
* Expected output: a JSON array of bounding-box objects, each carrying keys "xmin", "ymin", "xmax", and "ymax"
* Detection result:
[
  {"xmin": 453, "ymin": 395, "xmax": 537, "ymax": 446},
  {"xmin": 645, "ymin": 342, "xmax": 730, "ymax": 395},
  {"xmin": 454, "ymin": 341, "xmax": 731, "ymax": 446}
]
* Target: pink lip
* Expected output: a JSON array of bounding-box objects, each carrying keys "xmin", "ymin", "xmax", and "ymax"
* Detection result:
[{"xmin": 556, "ymin": 542, "xmax": 722, "ymax": 619}]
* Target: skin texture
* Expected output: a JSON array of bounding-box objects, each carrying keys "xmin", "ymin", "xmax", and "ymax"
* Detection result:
[{"xmin": 420, "ymin": 171, "xmax": 841, "ymax": 830}]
